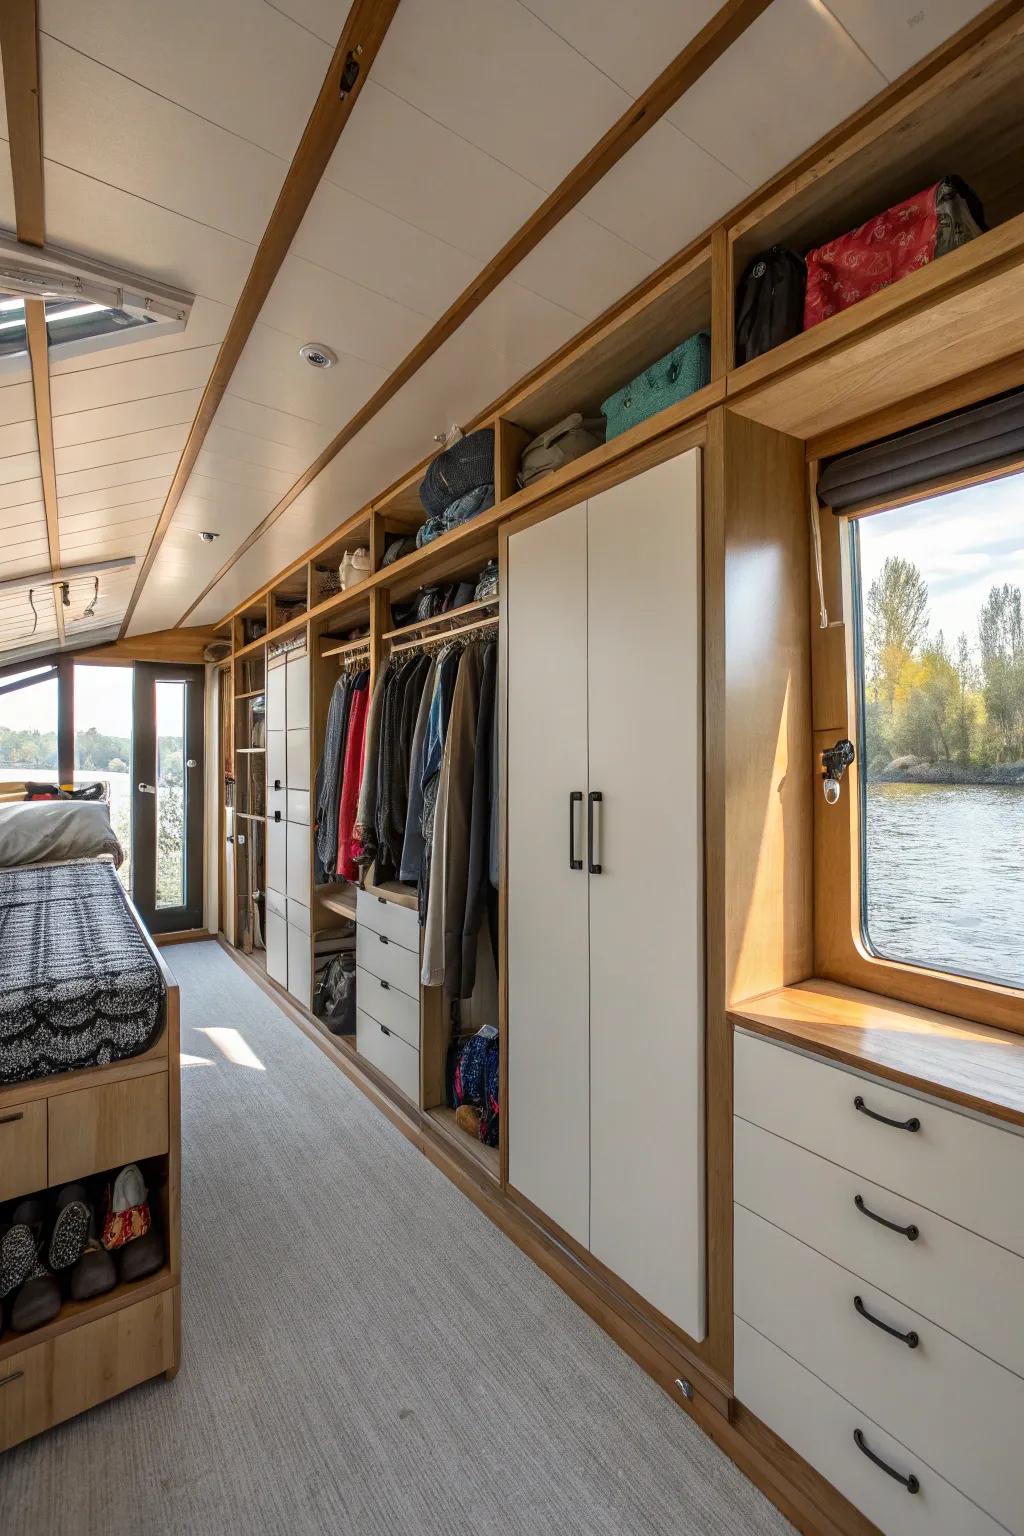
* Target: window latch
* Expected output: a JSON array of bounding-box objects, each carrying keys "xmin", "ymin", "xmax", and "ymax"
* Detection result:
[{"xmin": 822, "ymin": 738, "xmax": 855, "ymax": 804}]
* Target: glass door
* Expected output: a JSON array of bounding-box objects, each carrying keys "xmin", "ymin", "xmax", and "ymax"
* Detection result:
[{"xmin": 132, "ymin": 662, "xmax": 205, "ymax": 933}]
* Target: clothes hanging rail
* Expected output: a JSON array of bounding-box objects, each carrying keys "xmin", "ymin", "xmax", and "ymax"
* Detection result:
[
  {"xmin": 388, "ymin": 612, "xmax": 498, "ymax": 654},
  {"xmin": 381, "ymin": 596, "xmax": 498, "ymax": 644},
  {"xmin": 321, "ymin": 635, "xmax": 372, "ymax": 660}
]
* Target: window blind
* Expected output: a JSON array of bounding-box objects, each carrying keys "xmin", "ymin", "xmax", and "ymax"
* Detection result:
[{"xmin": 817, "ymin": 388, "xmax": 1024, "ymax": 514}]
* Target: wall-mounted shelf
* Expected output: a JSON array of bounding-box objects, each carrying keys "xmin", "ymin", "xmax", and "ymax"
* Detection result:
[
  {"xmin": 320, "ymin": 634, "xmax": 372, "ymax": 660},
  {"xmin": 382, "ymin": 596, "xmax": 498, "ymax": 643},
  {"xmin": 316, "ymin": 884, "xmax": 358, "ymax": 921}
]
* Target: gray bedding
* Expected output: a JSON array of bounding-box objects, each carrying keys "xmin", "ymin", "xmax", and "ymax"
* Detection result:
[{"xmin": 0, "ymin": 801, "xmax": 124, "ymax": 869}]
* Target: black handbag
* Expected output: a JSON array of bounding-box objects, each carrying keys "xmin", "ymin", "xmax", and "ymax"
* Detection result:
[{"xmin": 734, "ymin": 246, "xmax": 806, "ymax": 365}]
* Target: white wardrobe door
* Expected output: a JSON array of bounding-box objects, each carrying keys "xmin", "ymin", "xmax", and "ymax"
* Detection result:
[
  {"xmin": 286, "ymin": 652, "xmax": 310, "ymax": 731},
  {"xmin": 266, "ymin": 660, "xmax": 287, "ymax": 734},
  {"xmin": 586, "ymin": 449, "xmax": 706, "ymax": 1340},
  {"xmin": 506, "ymin": 500, "xmax": 591, "ymax": 1249}
]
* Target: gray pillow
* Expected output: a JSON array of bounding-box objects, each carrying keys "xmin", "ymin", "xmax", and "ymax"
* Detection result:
[{"xmin": 0, "ymin": 802, "xmax": 124, "ymax": 869}]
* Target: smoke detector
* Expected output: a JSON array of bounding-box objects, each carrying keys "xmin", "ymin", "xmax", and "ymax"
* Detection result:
[
  {"xmin": 198, "ymin": 530, "xmax": 220, "ymax": 543},
  {"xmin": 299, "ymin": 342, "xmax": 337, "ymax": 369}
]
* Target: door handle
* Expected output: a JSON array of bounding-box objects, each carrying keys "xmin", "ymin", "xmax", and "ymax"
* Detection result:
[
  {"xmin": 138, "ymin": 782, "xmax": 156, "ymax": 794},
  {"xmin": 568, "ymin": 791, "xmax": 582, "ymax": 870},
  {"xmin": 587, "ymin": 791, "xmax": 603, "ymax": 875}
]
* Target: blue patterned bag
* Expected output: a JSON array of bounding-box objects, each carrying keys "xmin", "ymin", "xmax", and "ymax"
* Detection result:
[{"xmin": 601, "ymin": 331, "xmax": 710, "ymax": 440}]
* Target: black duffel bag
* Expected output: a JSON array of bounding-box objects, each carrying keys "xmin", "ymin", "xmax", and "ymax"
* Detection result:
[{"xmin": 735, "ymin": 246, "xmax": 806, "ymax": 365}]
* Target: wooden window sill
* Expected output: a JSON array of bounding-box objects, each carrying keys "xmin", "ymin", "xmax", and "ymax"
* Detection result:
[{"xmin": 729, "ymin": 979, "xmax": 1024, "ymax": 1130}]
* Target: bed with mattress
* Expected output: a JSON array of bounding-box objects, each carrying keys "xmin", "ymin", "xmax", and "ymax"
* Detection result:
[{"xmin": 0, "ymin": 802, "xmax": 166, "ymax": 1086}]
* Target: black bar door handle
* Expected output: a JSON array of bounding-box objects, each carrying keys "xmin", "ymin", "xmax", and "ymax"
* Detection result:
[
  {"xmin": 569, "ymin": 791, "xmax": 583, "ymax": 870},
  {"xmin": 853, "ymin": 1429, "xmax": 920, "ymax": 1493},
  {"xmin": 854, "ymin": 1193, "xmax": 919, "ymax": 1241},
  {"xmin": 588, "ymin": 791, "xmax": 603, "ymax": 874},
  {"xmin": 854, "ymin": 1095, "xmax": 920, "ymax": 1132},
  {"xmin": 854, "ymin": 1294, "xmax": 919, "ymax": 1348}
]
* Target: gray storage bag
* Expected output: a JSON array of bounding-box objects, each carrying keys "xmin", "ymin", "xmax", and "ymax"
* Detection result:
[{"xmin": 517, "ymin": 412, "xmax": 605, "ymax": 489}]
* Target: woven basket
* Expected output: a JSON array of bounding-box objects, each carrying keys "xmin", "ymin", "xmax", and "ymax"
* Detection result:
[{"xmin": 601, "ymin": 331, "xmax": 710, "ymax": 440}]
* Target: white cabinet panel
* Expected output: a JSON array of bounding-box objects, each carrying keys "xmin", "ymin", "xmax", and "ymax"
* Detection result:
[
  {"xmin": 586, "ymin": 450, "xmax": 705, "ymax": 1340},
  {"xmin": 266, "ymin": 731, "xmax": 286, "ymax": 794},
  {"xmin": 266, "ymin": 815, "xmax": 287, "ymax": 896},
  {"xmin": 356, "ymin": 924, "xmax": 420, "ymax": 1002},
  {"xmin": 267, "ymin": 786, "xmax": 286, "ymax": 821},
  {"xmin": 356, "ymin": 1007, "xmax": 421, "ymax": 1103},
  {"xmin": 287, "ymin": 922, "xmax": 311, "ymax": 1007},
  {"xmin": 356, "ymin": 887, "xmax": 420, "ymax": 952},
  {"xmin": 356, "ymin": 965, "xmax": 420, "ymax": 1051},
  {"xmin": 285, "ymin": 651, "xmax": 310, "ymax": 730},
  {"xmin": 286, "ymin": 729, "xmax": 310, "ymax": 791},
  {"xmin": 265, "ymin": 910, "xmax": 287, "ymax": 988},
  {"xmin": 266, "ymin": 661, "xmax": 287, "ymax": 734},
  {"xmin": 285, "ymin": 822, "xmax": 310, "ymax": 906},
  {"xmin": 287, "ymin": 790, "xmax": 310, "ymax": 825},
  {"xmin": 506, "ymin": 501, "xmax": 591, "ymax": 1248}
]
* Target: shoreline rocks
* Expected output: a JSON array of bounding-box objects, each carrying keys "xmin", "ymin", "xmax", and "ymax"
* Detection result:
[{"xmin": 873, "ymin": 756, "xmax": 1024, "ymax": 786}]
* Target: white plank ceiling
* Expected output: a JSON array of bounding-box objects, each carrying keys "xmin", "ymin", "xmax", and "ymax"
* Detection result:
[{"xmin": 0, "ymin": 0, "xmax": 994, "ymax": 651}]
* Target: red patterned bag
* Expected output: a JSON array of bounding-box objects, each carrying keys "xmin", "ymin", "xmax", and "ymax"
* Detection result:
[{"xmin": 803, "ymin": 177, "xmax": 984, "ymax": 331}]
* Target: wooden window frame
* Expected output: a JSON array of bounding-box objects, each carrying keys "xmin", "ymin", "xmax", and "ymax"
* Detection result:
[{"xmin": 812, "ymin": 455, "xmax": 1024, "ymax": 1036}]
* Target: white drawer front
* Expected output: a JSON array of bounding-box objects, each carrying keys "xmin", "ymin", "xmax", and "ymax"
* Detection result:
[
  {"xmin": 286, "ymin": 652, "xmax": 310, "ymax": 731},
  {"xmin": 735, "ymin": 1206, "xmax": 1024, "ymax": 1533},
  {"xmin": 265, "ymin": 886, "xmax": 286, "ymax": 921},
  {"xmin": 735, "ymin": 1320, "xmax": 1005, "ymax": 1536},
  {"xmin": 266, "ymin": 816, "xmax": 287, "ymax": 895},
  {"xmin": 287, "ymin": 922, "xmax": 311, "ymax": 1007},
  {"xmin": 286, "ymin": 824, "xmax": 309, "ymax": 906},
  {"xmin": 267, "ymin": 731, "xmax": 286, "ymax": 793},
  {"xmin": 266, "ymin": 662, "xmax": 286, "ymax": 734},
  {"xmin": 356, "ymin": 1007, "xmax": 420, "ymax": 1103},
  {"xmin": 288, "ymin": 898, "xmax": 310, "ymax": 935},
  {"xmin": 356, "ymin": 923, "xmax": 420, "ymax": 1000},
  {"xmin": 734, "ymin": 1031, "xmax": 1024, "ymax": 1257},
  {"xmin": 287, "ymin": 790, "xmax": 310, "ymax": 825},
  {"xmin": 356, "ymin": 887, "xmax": 420, "ymax": 953},
  {"xmin": 286, "ymin": 729, "xmax": 310, "ymax": 791},
  {"xmin": 735, "ymin": 1117, "xmax": 1024, "ymax": 1379},
  {"xmin": 266, "ymin": 910, "xmax": 287, "ymax": 987},
  {"xmin": 267, "ymin": 786, "xmax": 286, "ymax": 820},
  {"xmin": 356, "ymin": 965, "xmax": 419, "ymax": 1051}
]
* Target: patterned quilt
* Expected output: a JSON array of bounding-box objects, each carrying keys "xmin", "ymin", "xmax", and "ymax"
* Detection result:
[{"xmin": 0, "ymin": 861, "xmax": 165, "ymax": 1086}]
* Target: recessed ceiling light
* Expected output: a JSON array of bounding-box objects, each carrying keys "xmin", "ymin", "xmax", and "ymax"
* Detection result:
[
  {"xmin": 299, "ymin": 342, "xmax": 337, "ymax": 369},
  {"xmin": 198, "ymin": 530, "xmax": 220, "ymax": 543}
]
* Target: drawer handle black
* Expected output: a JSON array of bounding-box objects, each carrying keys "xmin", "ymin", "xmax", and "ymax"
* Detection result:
[
  {"xmin": 273, "ymin": 810, "xmax": 282, "ymax": 822},
  {"xmin": 380, "ymin": 1024, "xmax": 391, "ymax": 1037},
  {"xmin": 588, "ymin": 791, "xmax": 603, "ymax": 875},
  {"xmin": 855, "ymin": 1193, "xmax": 919, "ymax": 1241},
  {"xmin": 854, "ymin": 1294, "xmax": 919, "ymax": 1348},
  {"xmin": 0, "ymin": 1111, "xmax": 24, "ymax": 1126},
  {"xmin": 568, "ymin": 790, "xmax": 582, "ymax": 870},
  {"xmin": 379, "ymin": 979, "xmax": 390, "ymax": 990},
  {"xmin": 273, "ymin": 778, "xmax": 282, "ymax": 790},
  {"xmin": 854, "ymin": 1094, "xmax": 920, "ymax": 1133},
  {"xmin": 379, "ymin": 933, "xmax": 389, "ymax": 945},
  {"xmin": 0, "ymin": 1370, "xmax": 24, "ymax": 1389},
  {"xmin": 853, "ymin": 1428, "xmax": 920, "ymax": 1494}
]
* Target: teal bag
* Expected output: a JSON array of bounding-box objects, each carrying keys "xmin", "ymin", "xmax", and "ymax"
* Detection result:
[{"xmin": 601, "ymin": 331, "xmax": 711, "ymax": 440}]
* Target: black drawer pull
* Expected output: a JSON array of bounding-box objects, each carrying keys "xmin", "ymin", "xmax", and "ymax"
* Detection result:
[
  {"xmin": 587, "ymin": 790, "xmax": 603, "ymax": 875},
  {"xmin": 854, "ymin": 1294, "xmax": 919, "ymax": 1348},
  {"xmin": 273, "ymin": 778, "xmax": 282, "ymax": 790},
  {"xmin": 853, "ymin": 1428, "xmax": 920, "ymax": 1494},
  {"xmin": 273, "ymin": 810, "xmax": 282, "ymax": 822},
  {"xmin": 379, "ymin": 933, "xmax": 389, "ymax": 945},
  {"xmin": 0, "ymin": 1370, "xmax": 24, "ymax": 1390},
  {"xmin": 379, "ymin": 979, "xmax": 390, "ymax": 990},
  {"xmin": 0, "ymin": 1111, "xmax": 25, "ymax": 1126},
  {"xmin": 855, "ymin": 1193, "xmax": 919, "ymax": 1241},
  {"xmin": 568, "ymin": 790, "xmax": 582, "ymax": 870},
  {"xmin": 854, "ymin": 1094, "xmax": 920, "ymax": 1132},
  {"xmin": 380, "ymin": 1024, "xmax": 391, "ymax": 1037}
]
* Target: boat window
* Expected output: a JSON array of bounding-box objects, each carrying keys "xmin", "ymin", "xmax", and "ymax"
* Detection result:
[{"xmin": 852, "ymin": 470, "xmax": 1024, "ymax": 990}]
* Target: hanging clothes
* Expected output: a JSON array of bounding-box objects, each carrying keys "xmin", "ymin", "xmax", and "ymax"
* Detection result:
[
  {"xmin": 458, "ymin": 640, "xmax": 497, "ymax": 997},
  {"xmin": 399, "ymin": 655, "xmax": 437, "ymax": 884},
  {"xmin": 314, "ymin": 672, "xmax": 353, "ymax": 885},
  {"xmin": 417, "ymin": 646, "xmax": 462, "ymax": 925},
  {"xmin": 435, "ymin": 641, "xmax": 485, "ymax": 998},
  {"xmin": 375, "ymin": 655, "xmax": 432, "ymax": 881},
  {"xmin": 335, "ymin": 671, "xmax": 369, "ymax": 880},
  {"xmin": 353, "ymin": 662, "xmax": 391, "ymax": 867}
]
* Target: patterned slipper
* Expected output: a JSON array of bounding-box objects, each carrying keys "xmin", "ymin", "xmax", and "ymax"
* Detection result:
[
  {"xmin": 49, "ymin": 1200, "xmax": 92, "ymax": 1271},
  {"xmin": 0, "ymin": 1224, "xmax": 38, "ymax": 1300}
]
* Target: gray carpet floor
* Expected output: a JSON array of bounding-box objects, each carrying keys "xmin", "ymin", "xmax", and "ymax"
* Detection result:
[{"xmin": 1, "ymin": 941, "xmax": 793, "ymax": 1536}]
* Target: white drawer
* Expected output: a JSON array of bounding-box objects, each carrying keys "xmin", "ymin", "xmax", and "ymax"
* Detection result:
[
  {"xmin": 735, "ymin": 1117, "xmax": 1024, "ymax": 1379},
  {"xmin": 735, "ymin": 1205, "xmax": 1024, "ymax": 1533},
  {"xmin": 356, "ymin": 1007, "xmax": 420, "ymax": 1103},
  {"xmin": 265, "ymin": 886, "xmax": 286, "ymax": 920},
  {"xmin": 286, "ymin": 729, "xmax": 310, "ymax": 791},
  {"xmin": 267, "ymin": 731, "xmax": 286, "ymax": 793},
  {"xmin": 287, "ymin": 922, "xmax": 310, "ymax": 1007},
  {"xmin": 267, "ymin": 786, "xmax": 286, "ymax": 820},
  {"xmin": 266, "ymin": 909, "xmax": 287, "ymax": 987},
  {"xmin": 356, "ymin": 964, "xmax": 419, "ymax": 1051},
  {"xmin": 266, "ymin": 816, "xmax": 286, "ymax": 895},
  {"xmin": 288, "ymin": 897, "xmax": 310, "ymax": 935},
  {"xmin": 734, "ymin": 1031, "xmax": 1024, "ymax": 1257},
  {"xmin": 357, "ymin": 923, "xmax": 420, "ymax": 1000},
  {"xmin": 356, "ymin": 886, "xmax": 420, "ymax": 952},
  {"xmin": 287, "ymin": 790, "xmax": 310, "ymax": 825},
  {"xmin": 286, "ymin": 652, "xmax": 310, "ymax": 731},
  {"xmin": 735, "ymin": 1320, "xmax": 1005, "ymax": 1536},
  {"xmin": 286, "ymin": 824, "xmax": 309, "ymax": 905},
  {"xmin": 266, "ymin": 661, "xmax": 286, "ymax": 734}
]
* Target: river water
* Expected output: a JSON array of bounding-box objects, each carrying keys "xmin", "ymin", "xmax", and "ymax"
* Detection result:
[{"xmin": 864, "ymin": 782, "xmax": 1024, "ymax": 989}]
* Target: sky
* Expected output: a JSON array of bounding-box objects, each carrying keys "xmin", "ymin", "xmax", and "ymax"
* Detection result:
[
  {"xmin": 0, "ymin": 663, "xmax": 134, "ymax": 737},
  {"xmin": 857, "ymin": 470, "xmax": 1024, "ymax": 654}
]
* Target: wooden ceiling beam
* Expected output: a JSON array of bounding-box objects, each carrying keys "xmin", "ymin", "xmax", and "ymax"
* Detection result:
[
  {"xmin": 176, "ymin": 0, "xmax": 774, "ymax": 625},
  {"xmin": 118, "ymin": 0, "xmax": 402, "ymax": 639},
  {"xmin": 0, "ymin": 0, "xmax": 64, "ymax": 645}
]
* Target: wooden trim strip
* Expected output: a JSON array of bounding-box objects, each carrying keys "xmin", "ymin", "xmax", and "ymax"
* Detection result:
[
  {"xmin": 176, "ymin": 0, "xmax": 773, "ymax": 625},
  {"xmin": 25, "ymin": 299, "xmax": 64, "ymax": 646},
  {"xmin": 118, "ymin": 0, "xmax": 403, "ymax": 640},
  {"xmin": 0, "ymin": 0, "xmax": 44, "ymax": 247}
]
